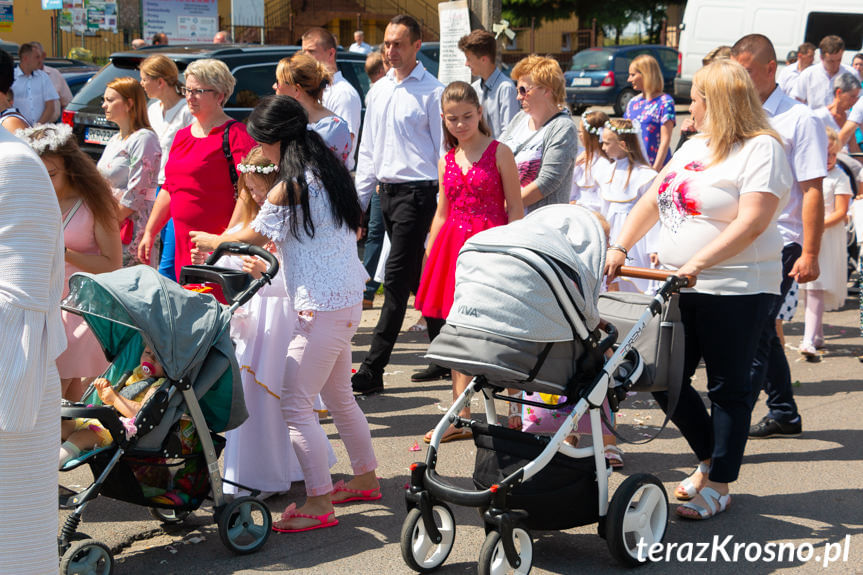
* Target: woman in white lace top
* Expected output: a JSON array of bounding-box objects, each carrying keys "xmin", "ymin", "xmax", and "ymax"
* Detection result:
[{"xmin": 191, "ymin": 95, "xmax": 378, "ymax": 534}]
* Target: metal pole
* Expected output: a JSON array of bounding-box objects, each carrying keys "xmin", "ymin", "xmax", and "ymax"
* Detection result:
[{"xmin": 530, "ymin": 17, "xmax": 535, "ymax": 53}]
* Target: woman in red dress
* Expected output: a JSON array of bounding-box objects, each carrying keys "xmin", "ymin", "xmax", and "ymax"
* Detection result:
[{"xmin": 139, "ymin": 59, "xmax": 255, "ymax": 279}]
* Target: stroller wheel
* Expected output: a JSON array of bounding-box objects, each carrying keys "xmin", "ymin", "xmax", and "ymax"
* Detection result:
[
  {"xmin": 59, "ymin": 538, "xmax": 114, "ymax": 575},
  {"xmin": 400, "ymin": 504, "xmax": 456, "ymax": 572},
  {"xmin": 477, "ymin": 527, "xmax": 533, "ymax": 575},
  {"xmin": 606, "ymin": 473, "xmax": 668, "ymax": 566},
  {"xmin": 217, "ymin": 496, "xmax": 272, "ymax": 555},
  {"xmin": 149, "ymin": 507, "xmax": 191, "ymax": 525}
]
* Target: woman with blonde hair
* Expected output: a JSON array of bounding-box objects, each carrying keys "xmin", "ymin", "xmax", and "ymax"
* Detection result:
[
  {"xmin": 625, "ymin": 54, "xmax": 675, "ymax": 170},
  {"xmin": 273, "ymin": 52, "xmax": 351, "ymax": 164},
  {"xmin": 606, "ymin": 59, "xmax": 792, "ymax": 520},
  {"xmin": 97, "ymin": 76, "xmax": 160, "ymax": 266},
  {"xmin": 138, "ymin": 59, "xmax": 256, "ymax": 278},
  {"xmin": 499, "ymin": 54, "xmax": 577, "ymax": 213},
  {"xmin": 139, "ymin": 54, "xmax": 194, "ymax": 280}
]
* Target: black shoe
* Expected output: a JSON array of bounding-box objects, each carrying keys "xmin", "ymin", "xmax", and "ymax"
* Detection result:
[
  {"xmin": 411, "ymin": 364, "xmax": 451, "ymax": 382},
  {"xmin": 352, "ymin": 368, "xmax": 383, "ymax": 395},
  {"xmin": 749, "ymin": 416, "xmax": 802, "ymax": 438}
]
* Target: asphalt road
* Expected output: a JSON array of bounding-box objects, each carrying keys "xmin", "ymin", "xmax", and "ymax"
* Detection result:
[{"xmin": 60, "ymin": 286, "xmax": 863, "ymax": 575}]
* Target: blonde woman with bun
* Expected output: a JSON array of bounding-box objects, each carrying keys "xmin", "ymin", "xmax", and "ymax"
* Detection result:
[{"xmin": 606, "ymin": 59, "xmax": 792, "ymax": 521}]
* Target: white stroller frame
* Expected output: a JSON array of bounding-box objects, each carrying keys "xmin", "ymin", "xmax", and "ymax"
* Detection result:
[{"xmin": 402, "ymin": 270, "xmax": 691, "ymax": 573}]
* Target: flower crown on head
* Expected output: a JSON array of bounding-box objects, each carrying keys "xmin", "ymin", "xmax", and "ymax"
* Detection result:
[
  {"xmin": 581, "ymin": 114, "xmax": 602, "ymax": 137},
  {"xmin": 604, "ymin": 119, "xmax": 640, "ymax": 136},
  {"xmin": 16, "ymin": 123, "xmax": 74, "ymax": 155},
  {"xmin": 236, "ymin": 162, "xmax": 278, "ymax": 175}
]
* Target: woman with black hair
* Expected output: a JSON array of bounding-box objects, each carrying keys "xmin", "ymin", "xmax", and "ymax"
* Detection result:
[
  {"xmin": 190, "ymin": 95, "xmax": 379, "ymax": 534},
  {"xmin": 0, "ymin": 49, "xmax": 29, "ymax": 132}
]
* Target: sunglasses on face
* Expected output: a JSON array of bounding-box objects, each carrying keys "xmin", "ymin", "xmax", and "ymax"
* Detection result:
[{"xmin": 517, "ymin": 85, "xmax": 537, "ymax": 97}]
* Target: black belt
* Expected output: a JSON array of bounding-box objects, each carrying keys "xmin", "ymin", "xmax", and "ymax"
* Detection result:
[{"xmin": 379, "ymin": 180, "xmax": 437, "ymax": 194}]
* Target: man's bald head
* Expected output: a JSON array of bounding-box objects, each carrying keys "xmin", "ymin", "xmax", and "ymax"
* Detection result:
[
  {"xmin": 731, "ymin": 34, "xmax": 776, "ymax": 65},
  {"xmin": 730, "ymin": 34, "xmax": 777, "ymax": 102}
]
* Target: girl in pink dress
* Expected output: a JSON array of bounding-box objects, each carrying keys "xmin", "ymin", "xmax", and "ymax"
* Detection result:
[
  {"xmin": 415, "ymin": 81, "xmax": 523, "ymax": 443},
  {"xmin": 18, "ymin": 124, "xmax": 123, "ymax": 400}
]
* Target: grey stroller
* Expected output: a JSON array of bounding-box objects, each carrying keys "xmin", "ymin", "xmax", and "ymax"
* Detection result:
[
  {"xmin": 400, "ymin": 205, "xmax": 691, "ymax": 572},
  {"xmin": 58, "ymin": 243, "xmax": 278, "ymax": 574}
]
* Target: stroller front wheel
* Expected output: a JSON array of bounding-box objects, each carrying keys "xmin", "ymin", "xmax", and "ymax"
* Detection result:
[
  {"xmin": 606, "ymin": 473, "xmax": 668, "ymax": 566},
  {"xmin": 217, "ymin": 496, "xmax": 272, "ymax": 555},
  {"xmin": 400, "ymin": 504, "xmax": 456, "ymax": 572},
  {"xmin": 477, "ymin": 527, "xmax": 533, "ymax": 575},
  {"xmin": 149, "ymin": 507, "xmax": 191, "ymax": 525},
  {"xmin": 59, "ymin": 538, "xmax": 114, "ymax": 575}
]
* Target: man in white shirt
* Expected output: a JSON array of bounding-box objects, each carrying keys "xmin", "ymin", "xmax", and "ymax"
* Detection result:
[
  {"xmin": 12, "ymin": 43, "xmax": 59, "ymax": 126},
  {"xmin": 351, "ymin": 15, "xmax": 444, "ymax": 395},
  {"xmin": 777, "ymin": 42, "xmax": 815, "ymax": 97},
  {"xmin": 349, "ymin": 30, "xmax": 372, "ymax": 55},
  {"xmin": 302, "ymin": 27, "xmax": 362, "ymax": 171},
  {"xmin": 458, "ymin": 30, "xmax": 519, "ymax": 138},
  {"xmin": 32, "ymin": 42, "xmax": 72, "ymax": 112},
  {"xmin": 732, "ymin": 34, "xmax": 827, "ymax": 439},
  {"xmin": 791, "ymin": 35, "xmax": 860, "ymax": 109}
]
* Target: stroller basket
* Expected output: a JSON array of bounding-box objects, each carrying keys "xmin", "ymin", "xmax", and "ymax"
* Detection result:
[{"xmin": 471, "ymin": 423, "xmax": 604, "ymax": 530}]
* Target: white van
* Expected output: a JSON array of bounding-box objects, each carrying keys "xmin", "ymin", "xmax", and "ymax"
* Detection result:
[{"xmin": 674, "ymin": 1, "xmax": 863, "ymax": 99}]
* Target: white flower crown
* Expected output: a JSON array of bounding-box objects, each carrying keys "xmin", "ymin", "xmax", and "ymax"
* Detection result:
[
  {"xmin": 16, "ymin": 123, "xmax": 75, "ymax": 155},
  {"xmin": 604, "ymin": 119, "xmax": 640, "ymax": 136},
  {"xmin": 581, "ymin": 114, "xmax": 602, "ymax": 136},
  {"xmin": 236, "ymin": 162, "xmax": 278, "ymax": 175}
]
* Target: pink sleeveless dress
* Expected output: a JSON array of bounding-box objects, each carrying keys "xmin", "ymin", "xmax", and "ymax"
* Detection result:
[
  {"xmin": 56, "ymin": 203, "xmax": 111, "ymax": 379},
  {"xmin": 415, "ymin": 140, "xmax": 508, "ymax": 319}
]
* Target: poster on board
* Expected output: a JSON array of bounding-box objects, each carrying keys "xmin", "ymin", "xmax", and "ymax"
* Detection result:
[
  {"xmin": 438, "ymin": 1, "xmax": 471, "ymax": 85},
  {"xmin": 143, "ymin": 0, "xmax": 218, "ymax": 44}
]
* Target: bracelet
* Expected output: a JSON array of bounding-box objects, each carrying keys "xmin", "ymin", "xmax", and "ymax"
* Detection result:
[{"xmin": 607, "ymin": 244, "xmax": 628, "ymax": 256}]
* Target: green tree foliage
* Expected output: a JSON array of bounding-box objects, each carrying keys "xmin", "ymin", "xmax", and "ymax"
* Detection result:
[{"xmin": 501, "ymin": 0, "xmax": 580, "ymax": 27}]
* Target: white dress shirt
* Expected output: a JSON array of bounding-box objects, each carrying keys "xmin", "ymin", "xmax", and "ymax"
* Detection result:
[
  {"xmin": 43, "ymin": 66, "xmax": 72, "ymax": 108},
  {"xmin": 791, "ymin": 62, "xmax": 860, "ymax": 109},
  {"xmin": 349, "ymin": 42, "xmax": 372, "ymax": 55},
  {"xmin": 322, "ymin": 71, "xmax": 362, "ymax": 171},
  {"xmin": 12, "ymin": 66, "xmax": 59, "ymax": 125},
  {"xmin": 763, "ymin": 86, "xmax": 828, "ymax": 246},
  {"xmin": 777, "ymin": 63, "xmax": 803, "ymax": 96},
  {"xmin": 848, "ymin": 96, "xmax": 863, "ymax": 125},
  {"xmin": 354, "ymin": 62, "xmax": 444, "ymax": 210}
]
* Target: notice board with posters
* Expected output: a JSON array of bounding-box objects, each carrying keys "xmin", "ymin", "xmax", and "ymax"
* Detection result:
[
  {"xmin": 438, "ymin": 0, "xmax": 471, "ymax": 85},
  {"xmin": 143, "ymin": 0, "xmax": 218, "ymax": 44}
]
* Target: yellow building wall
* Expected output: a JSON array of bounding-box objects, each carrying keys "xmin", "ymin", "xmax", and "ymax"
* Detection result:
[
  {"xmin": 1, "ymin": 4, "xmax": 55, "ymax": 55},
  {"xmin": 505, "ymin": 14, "xmax": 581, "ymax": 56}
]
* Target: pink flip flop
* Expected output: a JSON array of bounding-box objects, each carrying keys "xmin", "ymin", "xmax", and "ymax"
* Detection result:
[
  {"xmin": 331, "ymin": 479, "xmax": 382, "ymax": 504},
  {"xmin": 272, "ymin": 503, "xmax": 339, "ymax": 533}
]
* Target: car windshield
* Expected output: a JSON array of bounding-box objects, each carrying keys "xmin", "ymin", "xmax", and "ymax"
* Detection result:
[
  {"xmin": 72, "ymin": 62, "xmax": 141, "ymax": 109},
  {"xmin": 570, "ymin": 50, "xmax": 612, "ymax": 71}
]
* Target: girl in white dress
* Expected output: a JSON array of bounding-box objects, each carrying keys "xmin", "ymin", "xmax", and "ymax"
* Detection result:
[
  {"xmin": 798, "ymin": 128, "xmax": 853, "ymax": 357},
  {"xmin": 600, "ymin": 118, "xmax": 658, "ymax": 293},
  {"xmin": 570, "ymin": 109, "xmax": 612, "ymax": 212},
  {"xmin": 192, "ymin": 147, "xmax": 336, "ymax": 499}
]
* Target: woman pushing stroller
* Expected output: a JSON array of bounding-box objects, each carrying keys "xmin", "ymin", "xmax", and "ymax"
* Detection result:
[{"xmin": 606, "ymin": 59, "xmax": 792, "ymax": 520}]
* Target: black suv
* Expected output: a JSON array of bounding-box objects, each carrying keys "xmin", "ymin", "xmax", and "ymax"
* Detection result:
[{"xmin": 63, "ymin": 44, "xmax": 370, "ymax": 159}]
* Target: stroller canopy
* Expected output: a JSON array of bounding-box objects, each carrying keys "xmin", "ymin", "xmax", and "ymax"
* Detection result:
[
  {"xmin": 62, "ymin": 265, "xmax": 246, "ymax": 432},
  {"xmin": 447, "ymin": 204, "xmax": 607, "ymax": 342}
]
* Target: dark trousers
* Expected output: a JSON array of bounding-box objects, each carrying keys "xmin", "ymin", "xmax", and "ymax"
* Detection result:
[
  {"xmin": 362, "ymin": 182, "xmax": 437, "ymax": 374},
  {"xmin": 362, "ymin": 189, "xmax": 385, "ymax": 301},
  {"xmin": 749, "ymin": 243, "xmax": 802, "ymax": 423},
  {"xmin": 653, "ymin": 292, "xmax": 771, "ymax": 483}
]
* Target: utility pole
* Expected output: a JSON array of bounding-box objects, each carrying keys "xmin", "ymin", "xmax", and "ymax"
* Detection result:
[{"xmin": 467, "ymin": 0, "xmax": 501, "ymax": 33}]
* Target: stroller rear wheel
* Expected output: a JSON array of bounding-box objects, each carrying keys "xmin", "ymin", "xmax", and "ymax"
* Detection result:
[
  {"xmin": 400, "ymin": 504, "xmax": 456, "ymax": 572},
  {"xmin": 606, "ymin": 473, "xmax": 668, "ymax": 566},
  {"xmin": 477, "ymin": 527, "xmax": 533, "ymax": 575},
  {"xmin": 216, "ymin": 496, "xmax": 272, "ymax": 555},
  {"xmin": 149, "ymin": 507, "xmax": 191, "ymax": 525},
  {"xmin": 59, "ymin": 538, "xmax": 114, "ymax": 575}
]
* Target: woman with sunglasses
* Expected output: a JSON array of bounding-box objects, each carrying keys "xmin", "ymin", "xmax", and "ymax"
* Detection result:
[
  {"xmin": 498, "ymin": 54, "xmax": 578, "ymax": 214},
  {"xmin": 138, "ymin": 58, "xmax": 255, "ymax": 279}
]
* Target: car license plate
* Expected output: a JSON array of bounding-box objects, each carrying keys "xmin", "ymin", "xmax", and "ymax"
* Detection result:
[
  {"xmin": 84, "ymin": 126, "xmax": 115, "ymax": 145},
  {"xmin": 571, "ymin": 77, "xmax": 592, "ymax": 87}
]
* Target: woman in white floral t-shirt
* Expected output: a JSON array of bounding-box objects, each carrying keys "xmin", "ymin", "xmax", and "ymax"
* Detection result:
[
  {"xmin": 606, "ymin": 60, "xmax": 791, "ymax": 521},
  {"xmin": 97, "ymin": 77, "xmax": 160, "ymax": 266}
]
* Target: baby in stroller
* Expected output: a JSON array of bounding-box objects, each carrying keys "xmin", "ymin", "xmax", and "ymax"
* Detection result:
[{"xmin": 59, "ymin": 346, "xmax": 166, "ymax": 468}]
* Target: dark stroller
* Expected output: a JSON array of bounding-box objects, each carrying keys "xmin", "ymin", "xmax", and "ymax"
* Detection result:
[
  {"xmin": 58, "ymin": 243, "xmax": 278, "ymax": 574},
  {"xmin": 400, "ymin": 205, "xmax": 690, "ymax": 572}
]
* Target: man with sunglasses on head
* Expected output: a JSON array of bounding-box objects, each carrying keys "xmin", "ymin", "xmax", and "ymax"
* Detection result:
[{"xmin": 351, "ymin": 14, "xmax": 444, "ymax": 395}]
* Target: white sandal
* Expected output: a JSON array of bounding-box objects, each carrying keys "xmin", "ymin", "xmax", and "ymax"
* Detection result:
[
  {"xmin": 674, "ymin": 462, "xmax": 709, "ymax": 501},
  {"xmin": 676, "ymin": 486, "xmax": 731, "ymax": 520}
]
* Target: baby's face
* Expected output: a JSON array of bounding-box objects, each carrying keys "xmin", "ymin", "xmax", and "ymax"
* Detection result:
[{"xmin": 141, "ymin": 347, "xmax": 165, "ymax": 378}]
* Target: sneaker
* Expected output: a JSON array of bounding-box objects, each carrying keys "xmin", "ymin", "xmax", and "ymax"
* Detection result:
[
  {"xmin": 362, "ymin": 298, "xmax": 374, "ymax": 310},
  {"xmin": 352, "ymin": 368, "xmax": 383, "ymax": 395},
  {"xmin": 798, "ymin": 341, "xmax": 817, "ymax": 358},
  {"xmin": 410, "ymin": 364, "xmax": 451, "ymax": 382},
  {"xmin": 749, "ymin": 416, "xmax": 802, "ymax": 439}
]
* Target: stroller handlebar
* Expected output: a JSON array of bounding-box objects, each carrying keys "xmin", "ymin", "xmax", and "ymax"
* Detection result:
[
  {"xmin": 206, "ymin": 242, "xmax": 280, "ymax": 278},
  {"xmin": 618, "ymin": 265, "xmax": 695, "ymax": 289}
]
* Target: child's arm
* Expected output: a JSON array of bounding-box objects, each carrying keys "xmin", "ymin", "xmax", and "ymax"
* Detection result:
[
  {"xmin": 95, "ymin": 379, "xmax": 157, "ymax": 420},
  {"xmin": 497, "ymin": 142, "xmax": 524, "ymax": 222},
  {"xmin": 824, "ymin": 192, "xmax": 851, "ymax": 228},
  {"xmin": 425, "ymin": 159, "xmax": 449, "ymax": 258}
]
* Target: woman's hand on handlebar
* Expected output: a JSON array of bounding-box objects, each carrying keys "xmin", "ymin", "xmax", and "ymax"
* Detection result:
[
  {"xmin": 241, "ymin": 255, "xmax": 266, "ymax": 279},
  {"xmin": 190, "ymin": 247, "xmax": 208, "ymax": 265},
  {"xmin": 604, "ymin": 248, "xmax": 626, "ymax": 281},
  {"xmin": 189, "ymin": 230, "xmax": 219, "ymax": 252}
]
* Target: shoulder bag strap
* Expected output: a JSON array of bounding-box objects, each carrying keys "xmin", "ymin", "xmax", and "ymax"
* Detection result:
[
  {"xmin": 222, "ymin": 120, "xmax": 239, "ymax": 200},
  {"xmin": 511, "ymin": 110, "xmax": 568, "ymax": 157},
  {"xmin": 63, "ymin": 198, "xmax": 83, "ymax": 230}
]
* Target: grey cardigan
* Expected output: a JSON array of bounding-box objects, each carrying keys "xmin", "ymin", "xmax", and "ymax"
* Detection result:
[{"xmin": 499, "ymin": 108, "xmax": 578, "ymax": 213}]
